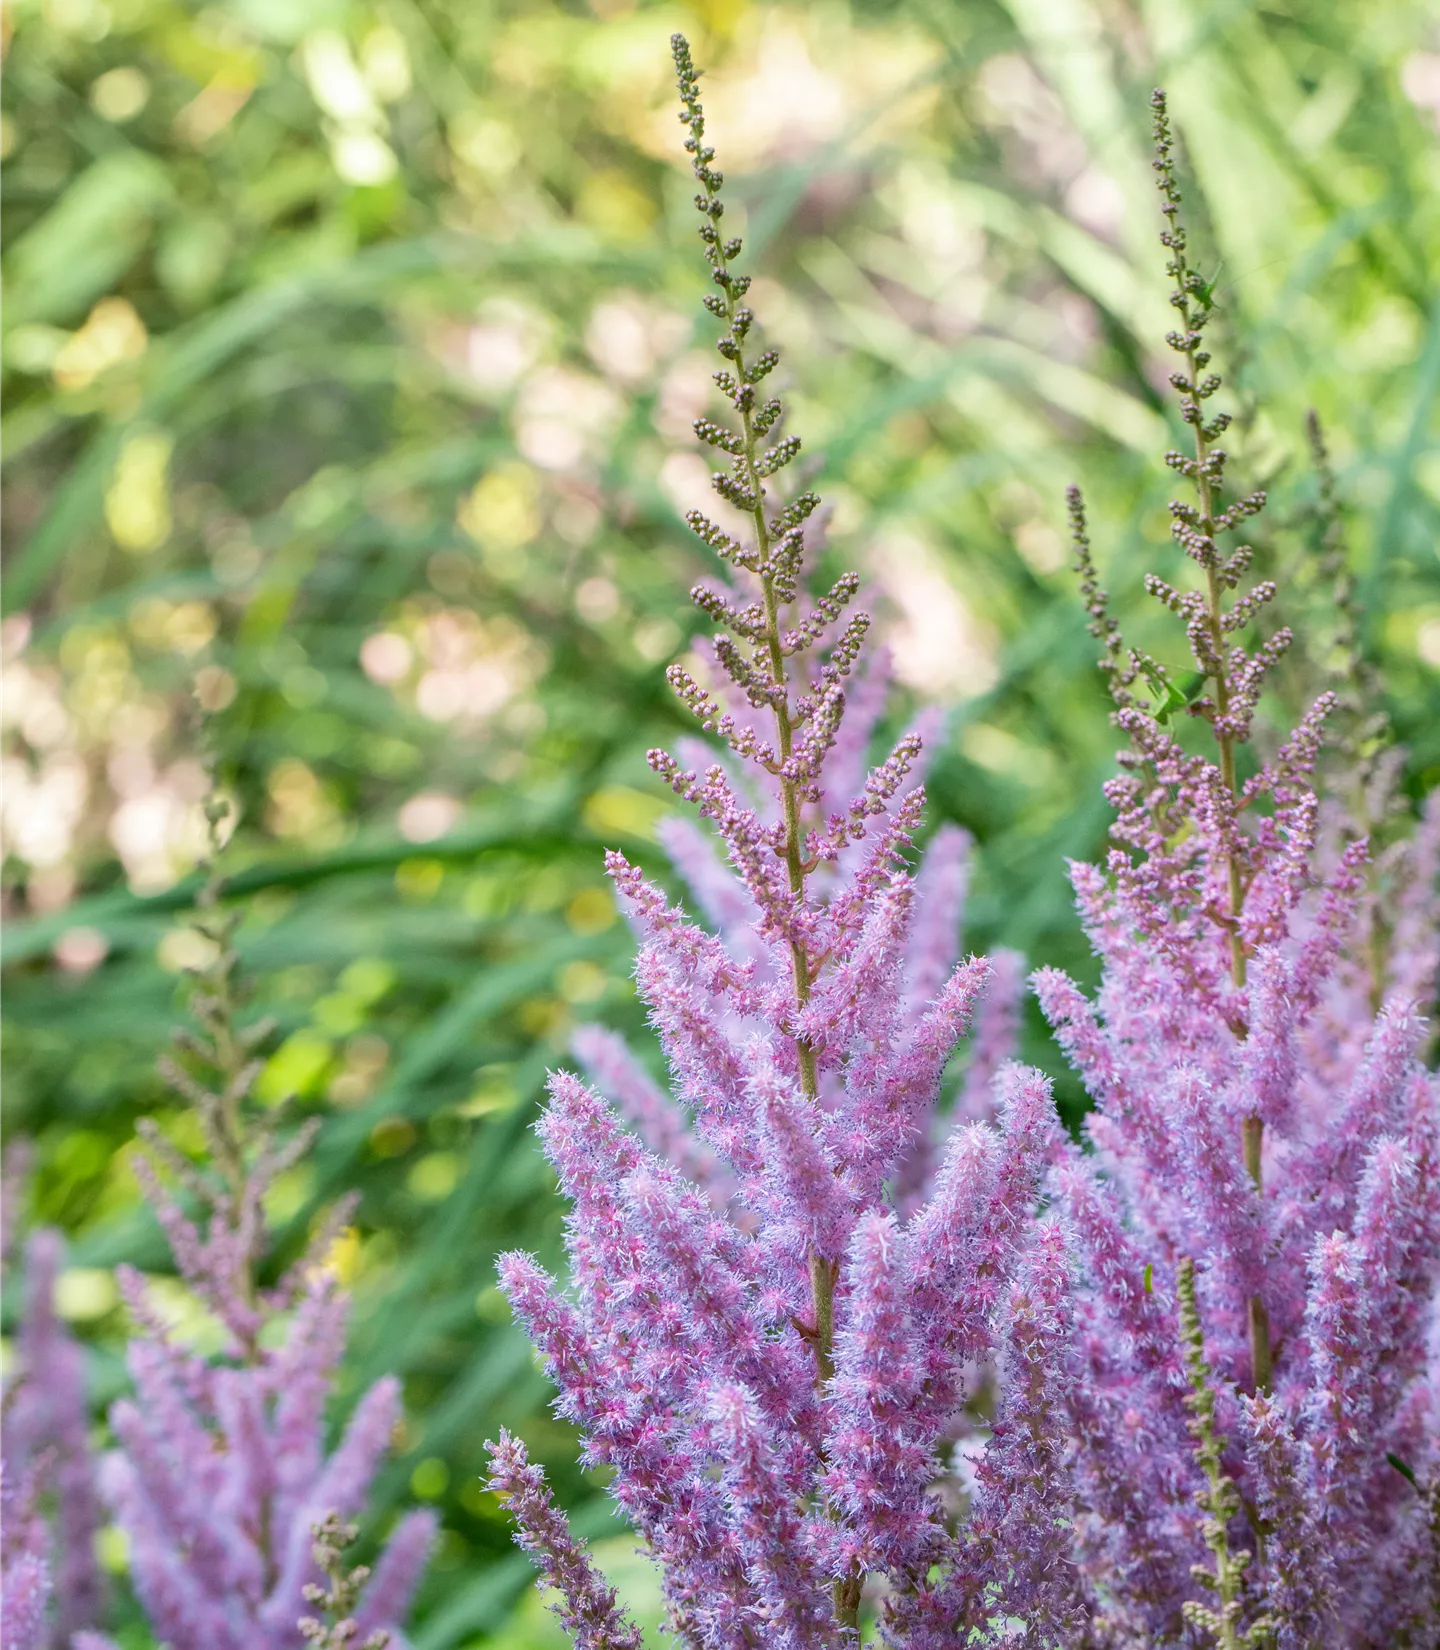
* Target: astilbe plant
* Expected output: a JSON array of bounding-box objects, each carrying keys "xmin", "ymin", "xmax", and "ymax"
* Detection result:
[
  {"xmin": 79, "ymin": 801, "xmax": 434, "ymax": 1650},
  {"xmin": 2, "ymin": 1172, "xmax": 46, "ymax": 1650},
  {"xmin": 1, "ymin": 1456, "xmax": 51, "ymax": 1650},
  {"xmin": 486, "ymin": 35, "xmax": 1082, "ymax": 1650},
  {"xmin": 1, "ymin": 1142, "xmax": 107, "ymax": 1650},
  {"xmin": 1036, "ymin": 92, "xmax": 1440, "ymax": 1649}
]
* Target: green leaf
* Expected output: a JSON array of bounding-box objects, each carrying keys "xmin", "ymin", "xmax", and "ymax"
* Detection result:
[
  {"xmin": 4, "ymin": 151, "xmax": 171, "ymax": 329},
  {"xmin": 1387, "ymin": 1452, "xmax": 1419, "ymax": 1488}
]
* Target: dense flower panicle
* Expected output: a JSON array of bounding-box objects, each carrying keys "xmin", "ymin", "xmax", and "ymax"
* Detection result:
[
  {"xmin": 821, "ymin": 1212, "xmax": 933, "ymax": 1574},
  {"xmin": 0, "ymin": 1148, "xmax": 47, "ymax": 1650},
  {"xmin": 485, "ymin": 46, "xmax": 1438, "ymax": 1650},
  {"xmin": 8, "ymin": 1227, "xmax": 106, "ymax": 1636},
  {"xmin": 707, "ymin": 1382, "xmax": 836, "ymax": 1646},
  {"xmin": 92, "ymin": 840, "xmax": 433, "ymax": 1650},
  {"xmin": 963, "ymin": 1221, "xmax": 1091, "ymax": 1642},
  {"xmin": 1239, "ymin": 1390, "xmax": 1333, "ymax": 1650},
  {"xmin": 102, "ymin": 1265, "xmax": 434, "ymax": 1650},
  {"xmin": 488, "ymin": 35, "xmax": 1064, "ymax": 1650},
  {"xmin": 887, "ymin": 1222, "xmax": 1093, "ymax": 1650},
  {"xmin": 1039, "ymin": 89, "xmax": 1440, "ymax": 1649},
  {"xmin": 1, "ymin": 1459, "xmax": 52, "ymax": 1650},
  {"xmin": 2, "ymin": 1228, "xmax": 107, "ymax": 1648},
  {"xmin": 955, "ymin": 946, "xmax": 1024, "ymax": 1121}
]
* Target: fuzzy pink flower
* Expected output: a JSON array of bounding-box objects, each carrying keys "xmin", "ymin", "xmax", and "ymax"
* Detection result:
[{"xmin": 488, "ymin": 37, "xmax": 1064, "ymax": 1649}]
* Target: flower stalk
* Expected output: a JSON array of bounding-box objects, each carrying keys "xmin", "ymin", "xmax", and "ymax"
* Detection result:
[
  {"xmin": 490, "ymin": 37, "xmax": 1070, "ymax": 1650},
  {"xmin": 1150, "ymin": 90, "xmax": 1275, "ymax": 1392},
  {"xmin": 672, "ymin": 39, "xmax": 836, "ymax": 1386}
]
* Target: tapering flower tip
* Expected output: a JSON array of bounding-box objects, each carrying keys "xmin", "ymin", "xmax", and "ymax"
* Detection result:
[
  {"xmin": 1030, "ymin": 966, "xmax": 1120, "ymax": 1111},
  {"xmin": 704, "ymin": 1377, "xmax": 825, "ymax": 1635},
  {"xmin": 831, "ymin": 1207, "xmax": 910, "ymax": 1438},
  {"xmin": 799, "ymin": 873, "xmax": 914, "ymax": 1053},
  {"xmin": 1303, "ymin": 1230, "xmax": 1364, "ymax": 1495},
  {"xmin": 1165, "ymin": 1066, "xmax": 1265, "ymax": 1300},
  {"xmin": 1052, "ymin": 1156, "xmax": 1178, "ymax": 1377},
  {"xmin": 903, "ymin": 821, "xmax": 972, "ymax": 1003},
  {"xmin": 538, "ymin": 1070, "xmax": 644, "ymax": 1202},
  {"xmin": 832, "ymin": 1210, "xmax": 915, "ymax": 1411},
  {"xmin": 571, "ymin": 1023, "xmax": 667, "ymax": 1118},
  {"xmin": 1005, "ymin": 1217, "xmax": 1074, "ymax": 1349},
  {"xmin": 570, "ymin": 1023, "xmax": 712, "ymax": 1187},
  {"xmin": 860, "ymin": 954, "xmax": 993, "ymax": 1187},
  {"xmin": 748, "ymin": 1064, "xmax": 850, "ymax": 1260},
  {"xmin": 910, "ymin": 1121, "xmax": 1000, "ymax": 1269},
  {"xmin": 355, "ymin": 1508, "xmax": 437, "ymax": 1637},
  {"xmin": 909, "ymin": 1066, "xmax": 1061, "ymax": 1349},
  {"xmin": 706, "ymin": 1380, "xmax": 759, "ymax": 1449},
  {"xmin": 1351, "ymin": 1136, "xmax": 1421, "ymax": 1285},
  {"xmin": 841, "ymin": 1208, "xmax": 906, "ymax": 1321},
  {"xmin": 618, "ymin": 1165, "xmax": 761, "ymax": 1380},
  {"xmin": 1340, "ymin": 1003, "xmax": 1425, "ymax": 1148},
  {"xmin": 497, "ymin": 1246, "xmax": 552, "ymax": 1315},
  {"xmin": 921, "ymin": 952, "xmax": 992, "ymax": 1044},
  {"xmin": 1237, "ymin": 948, "xmax": 1298, "ymax": 1131},
  {"xmin": 655, "ymin": 814, "xmax": 760, "ymax": 940},
  {"xmin": 993, "ymin": 1061, "xmax": 1064, "ymax": 1171},
  {"xmin": 825, "ymin": 1213, "xmax": 939, "ymax": 1574},
  {"xmin": 22, "ymin": 1222, "xmax": 62, "ymax": 1301},
  {"xmin": 487, "ymin": 1430, "xmax": 644, "ymax": 1650},
  {"xmin": 496, "ymin": 1250, "xmax": 603, "ymax": 1423},
  {"xmin": 707, "ymin": 1378, "xmax": 800, "ymax": 1512},
  {"xmin": 957, "ymin": 947, "xmax": 1023, "ymax": 1120},
  {"xmin": 602, "ymin": 849, "xmax": 666, "ymax": 932},
  {"xmin": 310, "ymin": 1375, "xmax": 402, "ymax": 1522}
]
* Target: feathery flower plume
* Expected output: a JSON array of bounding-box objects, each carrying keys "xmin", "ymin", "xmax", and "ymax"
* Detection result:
[
  {"xmin": 488, "ymin": 37, "xmax": 1069, "ymax": 1648},
  {"xmin": 488, "ymin": 1432, "xmax": 642, "ymax": 1650},
  {"xmin": 1, "ymin": 1228, "xmax": 107, "ymax": 1648},
  {"xmin": 0, "ymin": 1457, "xmax": 51, "ymax": 1650},
  {"xmin": 1041, "ymin": 90, "xmax": 1440, "ymax": 1647},
  {"xmin": 0, "ymin": 1155, "xmax": 48, "ymax": 1650},
  {"xmin": 97, "ymin": 793, "xmax": 434, "ymax": 1649}
]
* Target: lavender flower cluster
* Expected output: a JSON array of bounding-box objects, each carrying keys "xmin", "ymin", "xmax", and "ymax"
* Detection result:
[
  {"xmin": 2, "ymin": 828, "xmax": 432, "ymax": 1650},
  {"xmin": 485, "ymin": 43, "xmax": 1440, "ymax": 1650},
  {"xmin": 3, "ymin": 36, "xmax": 1436, "ymax": 1650},
  {"xmin": 1032, "ymin": 98, "xmax": 1440, "ymax": 1649},
  {"xmin": 2, "ymin": 1221, "xmax": 106, "ymax": 1650}
]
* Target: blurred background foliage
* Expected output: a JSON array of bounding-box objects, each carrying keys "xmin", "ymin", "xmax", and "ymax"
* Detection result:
[{"xmin": 2, "ymin": 0, "xmax": 1438, "ymax": 1642}]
